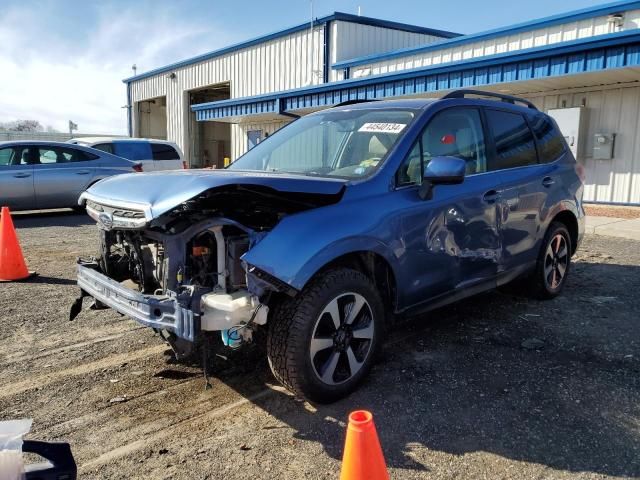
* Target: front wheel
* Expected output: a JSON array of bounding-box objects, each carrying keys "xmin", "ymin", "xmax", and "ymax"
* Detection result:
[{"xmin": 267, "ymin": 268, "xmax": 384, "ymax": 403}]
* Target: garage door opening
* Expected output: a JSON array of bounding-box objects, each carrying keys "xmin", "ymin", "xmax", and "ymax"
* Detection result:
[
  {"xmin": 137, "ymin": 96, "xmax": 167, "ymax": 139},
  {"xmin": 189, "ymin": 84, "xmax": 231, "ymax": 168}
]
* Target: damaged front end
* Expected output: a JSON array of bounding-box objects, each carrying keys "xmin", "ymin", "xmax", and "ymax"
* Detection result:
[{"xmin": 71, "ymin": 176, "xmax": 344, "ymax": 359}]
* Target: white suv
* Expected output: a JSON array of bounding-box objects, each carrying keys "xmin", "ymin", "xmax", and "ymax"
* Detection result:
[{"xmin": 68, "ymin": 137, "xmax": 185, "ymax": 171}]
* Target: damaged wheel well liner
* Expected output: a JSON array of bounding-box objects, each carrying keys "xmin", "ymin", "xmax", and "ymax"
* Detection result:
[{"xmin": 312, "ymin": 251, "xmax": 398, "ymax": 318}]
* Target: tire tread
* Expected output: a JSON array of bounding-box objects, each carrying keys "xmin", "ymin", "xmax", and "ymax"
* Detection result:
[
  {"xmin": 530, "ymin": 221, "xmax": 572, "ymax": 300},
  {"xmin": 266, "ymin": 268, "xmax": 379, "ymax": 401}
]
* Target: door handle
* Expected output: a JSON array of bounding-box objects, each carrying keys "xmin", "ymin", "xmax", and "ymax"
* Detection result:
[
  {"xmin": 542, "ymin": 176, "xmax": 555, "ymax": 188},
  {"xmin": 13, "ymin": 173, "xmax": 31, "ymax": 178},
  {"xmin": 75, "ymin": 171, "xmax": 91, "ymax": 175},
  {"xmin": 482, "ymin": 189, "xmax": 501, "ymax": 203}
]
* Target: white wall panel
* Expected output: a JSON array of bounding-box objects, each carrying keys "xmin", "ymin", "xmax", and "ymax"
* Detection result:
[
  {"xmin": 332, "ymin": 20, "xmax": 442, "ymax": 64},
  {"xmin": 526, "ymin": 85, "xmax": 640, "ymax": 204},
  {"xmin": 351, "ymin": 9, "xmax": 640, "ymax": 79},
  {"xmin": 329, "ymin": 21, "xmax": 445, "ymax": 81},
  {"xmin": 131, "ymin": 19, "xmax": 453, "ymax": 154},
  {"xmin": 130, "ymin": 26, "xmax": 325, "ymax": 159}
]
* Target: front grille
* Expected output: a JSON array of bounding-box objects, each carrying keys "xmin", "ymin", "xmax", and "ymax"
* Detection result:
[
  {"xmin": 86, "ymin": 200, "xmax": 147, "ymax": 229},
  {"xmin": 112, "ymin": 209, "xmax": 146, "ymax": 219},
  {"xmin": 87, "ymin": 200, "xmax": 145, "ymax": 219}
]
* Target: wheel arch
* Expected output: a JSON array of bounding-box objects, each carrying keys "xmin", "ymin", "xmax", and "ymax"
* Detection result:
[
  {"xmin": 549, "ymin": 209, "xmax": 579, "ymax": 255},
  {"xmin": 311, "ymin": 250, "xmax": 398, "ymax": 317}
]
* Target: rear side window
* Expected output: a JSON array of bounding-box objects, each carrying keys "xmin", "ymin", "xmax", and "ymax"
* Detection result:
[
  {"xmin": 66, "ymin": 147, "xmax": 99, "ymax": 161},
  {"xmin": 486, "ymin": 109, "xmax": 537, "ymax": 170},
  {"xmin": 36, "ymin": 147, "xmax": 99, "ymax": 163},
  {"xmin": 530, "ymin": 115, "xmax": 566, "ymax": 163},
  {"xmin": 92, "ymin": 143, "xmax": 114, "ymax": 154},
  {"xmin": 151, "ymin": 143, "xmax": 180, "ymax": 160},
  {"xmin": 38, "ymin": 147, "xmax": 98, "ymax": 163},
  {"xmin": 0, "ymin": 147, "xmax": 13, "ymax": 165},
  {"xmin": 113, "ymin": 142, "xmax": 152, "ymax": 161}
]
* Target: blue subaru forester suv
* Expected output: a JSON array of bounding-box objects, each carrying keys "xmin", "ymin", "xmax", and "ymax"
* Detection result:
[{"xmin": 73, "ymin": 89, "xmax": 585, "ymax": 402}]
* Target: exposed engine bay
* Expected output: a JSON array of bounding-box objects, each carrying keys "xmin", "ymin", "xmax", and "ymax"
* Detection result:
[
  {"xmin": 98, "ymin": 226, "xmax": 249, "ymax": 297},
  {"xmin": 71, "ymin": 183, "xmax": 345, "ymax": 360},
  {"xmin": 94, "ymin": 221, "xmax": 264, "ymax": 352}
]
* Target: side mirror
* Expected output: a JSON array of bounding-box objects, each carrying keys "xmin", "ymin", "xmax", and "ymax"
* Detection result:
[{"xmin": 419, "ymin": 156, "xmax": 466, "ymax": 200}]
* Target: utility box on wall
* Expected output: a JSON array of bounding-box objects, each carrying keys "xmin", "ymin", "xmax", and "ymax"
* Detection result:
[
  {"xmin": 547, "ymin": 107, "xmax": 586, "ymax": 159},
  {"xmin": 593, "ymin": 133, "xmax": 616, "ymax": 159}
]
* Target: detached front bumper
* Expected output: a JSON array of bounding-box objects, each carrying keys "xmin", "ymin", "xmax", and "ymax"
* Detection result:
[{"xmin": 76, "ymin": 264, "xmax": 197, "ymax": 341}]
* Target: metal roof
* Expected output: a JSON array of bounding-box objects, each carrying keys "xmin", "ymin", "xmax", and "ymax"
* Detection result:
[
  {"xmin": 332, "ymin": 0, "xmax": 640, "ymax": 70},
  {"xmin": 191, "ymin": 29, "xmax": 640, "ymax": 122},
  {"xmin": 329, "ymin": 98, "xmax": 437, "ymax": 109},
  {"xmin": 122, "ymin": 12, "xmax": 460, "ymax": 84}
]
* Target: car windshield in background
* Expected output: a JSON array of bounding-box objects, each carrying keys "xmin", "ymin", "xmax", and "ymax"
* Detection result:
[{"xmin": 228, "ymin": 108, "xmax": 416, "ymax": 179}]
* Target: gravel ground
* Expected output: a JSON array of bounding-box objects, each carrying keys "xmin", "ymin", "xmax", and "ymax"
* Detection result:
[
  {"xmin": 584, "ymin": 204, "xmax": 640, "ymax": 219},
  {"xmin": 1, "ymin": 210, "xmax": 639, "ymax": 480}
]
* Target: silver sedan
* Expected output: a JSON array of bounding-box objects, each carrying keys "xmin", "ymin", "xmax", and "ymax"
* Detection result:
[{"xmin": 0, "ymin": 141, "xmax": 141, "ymax": 211}]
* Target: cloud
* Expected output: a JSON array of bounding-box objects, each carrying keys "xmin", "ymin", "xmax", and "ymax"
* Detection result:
[{"xmin": 0, "ymin": 1, "xmax": 239, "ymax": 134}]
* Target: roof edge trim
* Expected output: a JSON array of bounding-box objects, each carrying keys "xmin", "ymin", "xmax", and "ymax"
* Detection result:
[{"xmin": 332, "ymin": 0, "xmax": 640, "ymax": 70}]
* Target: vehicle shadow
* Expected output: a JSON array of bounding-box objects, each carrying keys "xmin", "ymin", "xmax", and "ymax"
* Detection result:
[
  {"xmin": 30, "ymin": 275, "xmax": 78, "ymax": 286},
  {"xmin": 210, "ymin": 260, "xmax": 640, "ymax": 477},
  {"xmin": 11, "ymin": 209, "xmax": 93, "ymax": 229}
]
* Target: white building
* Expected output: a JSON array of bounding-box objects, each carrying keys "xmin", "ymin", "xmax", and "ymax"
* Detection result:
[
  {"xmin": 125, "ymin": 1, "xmax": 640, "ymax": 205},
  {"xmin": 124, "ymin": 13, "xmax": 457, "ymax": 168}
]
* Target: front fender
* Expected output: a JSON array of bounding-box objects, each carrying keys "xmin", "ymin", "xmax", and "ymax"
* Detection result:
[
  {"xmin": 242, "ymin": 198, "xmax": 402, "ymax": 292},
  {"xmin": 299, "ymin": 235, "xmax": 399, "ymax": 290}
]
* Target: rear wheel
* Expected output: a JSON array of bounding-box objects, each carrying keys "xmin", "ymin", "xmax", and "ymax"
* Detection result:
[
  {"xmin": 528, "ymin": 221, "xmax": 572, "ymax": 299},
  {"xmin": 267, "ymin": 268, "xmax": 383, "ymax": 403}
]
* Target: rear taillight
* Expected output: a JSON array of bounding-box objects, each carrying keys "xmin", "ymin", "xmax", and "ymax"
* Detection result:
[
  {"xmin": 575, "ymin": 163, "xmax": 586, "ymax": 183},
  {"xmin": 132, "ymin": 164, "xmax": 143, "ymax": 173},
  {"xmin": 182, "ymin": 161, "xmax": 188, "ymax": 169}
]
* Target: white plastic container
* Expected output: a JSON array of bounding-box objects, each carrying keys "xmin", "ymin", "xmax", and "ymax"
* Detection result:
[
  {"xmin": 0, "ymin": 419, "xmax": 32, "ymax": 480},
  {"xmin": 200, "ymin": 291, "xmax": 254, "ymax": 331}
]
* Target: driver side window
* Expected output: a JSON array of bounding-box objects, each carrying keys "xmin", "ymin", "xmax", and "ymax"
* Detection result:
[
  {"xmin": 396, "ymin": 142, "xmax": 423, "ymax": 186},
  {"xmin": 396, "ymin": 107, "xmax": 487, "ymax": 187}
]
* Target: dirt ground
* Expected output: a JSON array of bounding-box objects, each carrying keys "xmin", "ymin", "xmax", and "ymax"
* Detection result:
[
  {"xmin": 583, "ymin": 204, "xmax": 640, "ymax": 219},
  {"xmin": 1, "ymin": 210, "xmax": 639, "ymax": 480}
]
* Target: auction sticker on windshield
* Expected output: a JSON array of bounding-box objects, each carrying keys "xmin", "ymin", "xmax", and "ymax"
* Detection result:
[{"xmin": 358, "ymin": 123, "xmax": 407, "ymax": 134}]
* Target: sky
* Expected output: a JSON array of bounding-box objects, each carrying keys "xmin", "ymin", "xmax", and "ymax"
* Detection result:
[{"xmin": 0, "ymin": 0, "xmax": 607, "ymax": 135}]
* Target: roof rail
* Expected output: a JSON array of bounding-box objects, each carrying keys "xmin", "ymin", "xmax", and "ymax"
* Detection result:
[
  {"xmin": 442, "ymin": 89, "xmax": 538, "ymax": 110},
  {"xmin": 334, "ymin": 99, "xmax": 379, "ymax": 108}
]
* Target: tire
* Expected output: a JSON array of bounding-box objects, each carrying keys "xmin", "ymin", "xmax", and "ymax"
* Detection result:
[
  {"xmin": 528, "ymin": 221, "xmax": 572, "ymax": 299},
  {"xmin": 267, "ymin": 268, "xmax": 384, "ymax": 403}
]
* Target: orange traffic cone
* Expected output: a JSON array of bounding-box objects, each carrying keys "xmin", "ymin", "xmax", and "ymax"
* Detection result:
[
  {"xmin": 0, "ymin": 206, "xmax": 34, "ymax": 281},
  {"xmin": 340, "ymin": 410, "xmax": 389, "ymax": 480}
]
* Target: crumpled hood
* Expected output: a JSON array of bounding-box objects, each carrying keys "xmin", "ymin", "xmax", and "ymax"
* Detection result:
[{"xmin": 81, "ymin": 169, "xmax": 347, "ymax": 220}]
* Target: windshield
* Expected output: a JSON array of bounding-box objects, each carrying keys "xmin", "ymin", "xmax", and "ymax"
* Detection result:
[{"xmin": 228, "ymin": 108, "xmax": 416, "ymax": 179}]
